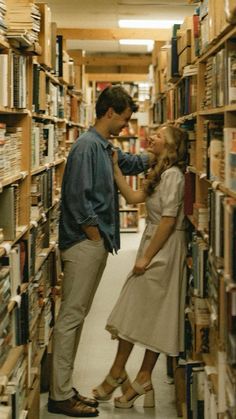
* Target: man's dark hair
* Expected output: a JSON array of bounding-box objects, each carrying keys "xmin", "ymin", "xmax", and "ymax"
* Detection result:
[{"xmin": 95, "ymin": 85, "xmax": 139, "ymax": 119}]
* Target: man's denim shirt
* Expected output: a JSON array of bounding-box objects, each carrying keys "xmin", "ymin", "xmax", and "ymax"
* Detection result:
[{"xmin": 59, "ymin": 127, "xmax": 149, "ymax": 253}]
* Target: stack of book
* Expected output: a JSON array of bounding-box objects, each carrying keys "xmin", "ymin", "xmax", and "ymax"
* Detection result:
[
  {"xmin": 0, "ymin": 265, "xmax": 11, "ymax": 368},
  {"xmin": 0, "ymin": 54, "xmax": 8, "ymax": 107},
  {"xmin": 0, "ymin": 122, "xmax": 6, "ymax": 179},
  {"xmin": 6, "ymin": 1, "xmax": 41, "ymax": 46},
  {"xmin": 0, "ymin": 1, "xmax": 7, "ymax": 40},
  {"xmin": 193, "ymin": 203, "xmax": 209, "ymax": 231},
  {"xmin": 5, "ymin": 127, "xmax": 22, "ymax": 177},
  {"xmin": 202, "ymin": 56, "xmax": 217, "ymax": 109}
]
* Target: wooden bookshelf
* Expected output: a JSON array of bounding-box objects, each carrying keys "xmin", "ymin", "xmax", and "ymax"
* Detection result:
[
  {"xmin": 150, "ymin": 2, "xmax": 236, "ymax": 417},
  {"xmin": 0, "ymin": 1, "xmax": 86, "ymax": 418}
]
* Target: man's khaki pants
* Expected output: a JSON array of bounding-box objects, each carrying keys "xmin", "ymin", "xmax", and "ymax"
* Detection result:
[{"xmin": 50, "ymin": 238, "xmax": 108, "ymax": 401}]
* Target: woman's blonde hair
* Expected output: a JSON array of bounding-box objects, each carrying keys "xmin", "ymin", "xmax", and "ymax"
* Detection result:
[{"xmin": 144, "ymin": 124, "xmax": 188, "ymax": 196}]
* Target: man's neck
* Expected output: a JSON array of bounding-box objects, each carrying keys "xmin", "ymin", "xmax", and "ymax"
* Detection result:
[{"xmin": 93, "ymin": 120, "xmax": 110, "ymax": 140}]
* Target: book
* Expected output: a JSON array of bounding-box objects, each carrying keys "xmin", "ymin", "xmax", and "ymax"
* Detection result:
[
  {"xmin": 224, "ymin": 127, "xmax": 236, "ymax": 191},
  {"xmin": 9, "ymin": 245, "xmax": 21, "ymax": 296},
  {"xmin": 0, "ymin": 185, "xmax": 17, "ymax": 240},
  {"xmin": 0, "ymin": 54, "xmax": 8, "ymax": 107},
  {"xmin": 227, "ymin": 49, "xmax": 236, "ymax": 104},
  {"xmin": 184, "ymin": 360, "xmax": 203, "ymax": 418},
  {"xmin": 192, "ymin": 366, "xmax": 205, "ymax": 419},
  {"xmin": 209, "ymin": 122, "xmax": 224, "ymax": 181},
  {"xmin": 184, "ymin": 172, "xmax": 195, "ymax": 215},
  {"xmin": 224, "ymin": 197, "xmax": 236, "ymax": 282}
]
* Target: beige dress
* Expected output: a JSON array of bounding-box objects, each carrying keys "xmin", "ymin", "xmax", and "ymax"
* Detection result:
[{"xmin": 106, "ymin": 166, "xmax": 187, "ymax": 356}]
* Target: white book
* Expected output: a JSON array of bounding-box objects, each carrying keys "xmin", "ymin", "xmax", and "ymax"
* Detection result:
[
  {"xmin": 31, "ymin": 125, "xmax": 40, "ymax": 169},
  {"xmin": 9, "ymin": 244, "xmax": 21, "ymax": 296},
  {"xmin": 0, "ymin": 406, "xmax": 11, "ymax": 419},
  {"xmin": 228, "ymin": 51, "xmax": 236, "ymax": 104},
  {"xmin": 224, "ymin": 127, "xmax": 236, "ymax": 191},
  {"xmin": 214, "ymin": 189, "xmax": 225, "ymax": 258},
  {"xmin": 0, "ymin": 54, "xmax": 8, "ymax": 106}
]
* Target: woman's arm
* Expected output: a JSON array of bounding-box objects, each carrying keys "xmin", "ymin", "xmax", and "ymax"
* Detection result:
[
  {"xmin": 113, "ymin": 159, "xmax": 145, "ymax": 204},
  {"xmin": 117, "ymin": 148, "xmax": 155, "ymax": 175},
  {"xmin": 133, "ymin": 216, "xmax": 176, "ymax": 274}
]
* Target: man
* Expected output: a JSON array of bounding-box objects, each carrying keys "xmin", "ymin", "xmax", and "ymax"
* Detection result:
[{"xmin": 48, "ymin": 85, "xmax": 154, "ymax": 417}]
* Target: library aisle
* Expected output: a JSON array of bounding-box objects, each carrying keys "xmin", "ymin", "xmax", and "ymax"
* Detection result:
[{"xmin": 40, "ymin": 221, "xmax": 178, "ymax": 419}]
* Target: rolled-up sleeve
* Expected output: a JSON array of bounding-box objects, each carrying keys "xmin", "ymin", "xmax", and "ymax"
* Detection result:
[
  {"xmin": 117, "ymin": 149, "xmax": 149, "ymax": 175},
  {"xmin": 64, "ymin": 146, "xmax": 98, "ymax": 226}
]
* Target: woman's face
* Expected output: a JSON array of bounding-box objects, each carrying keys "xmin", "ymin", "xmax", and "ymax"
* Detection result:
[{"xmin": 148, "ymin": 127, "xmax": 166, "ymax": 156}]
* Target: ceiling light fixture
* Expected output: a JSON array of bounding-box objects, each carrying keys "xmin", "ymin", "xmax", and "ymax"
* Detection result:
[
  {"xmin": 119, "ymin": 39, "xmax": 154, "ymax": 51},
  {"xmin": 118, "ymin": 19, "xmax": 183, "ymax": 28}
]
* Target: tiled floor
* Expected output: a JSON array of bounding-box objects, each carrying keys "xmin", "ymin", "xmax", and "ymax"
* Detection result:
[{"xmin": 40, "ymin": 222, "xmax": 179, "ymax": 418}]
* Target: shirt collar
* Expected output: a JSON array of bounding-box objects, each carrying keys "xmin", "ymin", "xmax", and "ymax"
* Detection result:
[{"xmin": 89, "ymin": 126, "xmax": 112, "ymax": 150}]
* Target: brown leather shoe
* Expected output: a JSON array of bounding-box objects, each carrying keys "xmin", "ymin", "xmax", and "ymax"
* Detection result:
[
  {"xmin": 72, "ymin": 387, "xmax": 99, "ymax": 408},
  {"xmin": 48, "ymin": 396, "xmax": 99, "ymax": 417}
]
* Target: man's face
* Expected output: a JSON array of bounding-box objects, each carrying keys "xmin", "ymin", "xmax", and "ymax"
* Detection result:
[{"xmin": 109, "ymin": 107, "xmax": 132, "ymax": 136}]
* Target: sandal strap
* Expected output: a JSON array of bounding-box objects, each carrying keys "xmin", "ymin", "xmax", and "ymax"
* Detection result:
[
  {"xmin": 106, "ymin": 373, "xmax": 126, "ymax": 388},
  {"xmin": 131, "ymin": 380, "xmax": 152, "ymax": 395}
]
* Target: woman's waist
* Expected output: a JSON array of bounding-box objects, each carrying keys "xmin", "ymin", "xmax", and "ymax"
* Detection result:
[{"xmin": 145, "ymin": 218, "xmax": 187, "ymax": 231}]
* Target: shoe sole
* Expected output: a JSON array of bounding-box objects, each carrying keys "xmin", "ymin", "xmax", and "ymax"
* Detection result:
[{"xmin": 48, "ymin": 405, "xmax": 99, "ymax": 417}]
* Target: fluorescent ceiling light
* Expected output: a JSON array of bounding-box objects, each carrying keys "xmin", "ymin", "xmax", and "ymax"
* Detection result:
[
  {"xmin": 119, "ymin": 19, "xmax": 183, "ymax": 29},
  {"xmin": 119, "ymin": 39, "xmax": 154, "ymax": 46},
  {"xmin": 119, "ymin": 39, "xmax": 154, "ymax": 51}
]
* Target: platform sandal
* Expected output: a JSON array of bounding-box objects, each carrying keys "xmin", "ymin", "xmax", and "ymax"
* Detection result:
[
  {"xmin": 114, "ymin": 380, "xmax": 155, "ymax": 408},
  {"xmin": 92, "ymin": 371, "xmax": 130, "ymax": 401}
]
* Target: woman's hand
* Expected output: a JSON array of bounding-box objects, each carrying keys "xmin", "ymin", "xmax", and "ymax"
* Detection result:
[
  {"xmin": 132, "ymin": 256, "xmax": 151, "ymax": 275},
  {"xmin": 112, "ymin": 149, "xmax": 119, "ymax": 166}
]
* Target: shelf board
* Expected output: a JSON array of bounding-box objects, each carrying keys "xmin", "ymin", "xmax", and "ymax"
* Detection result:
[
  {"xmin": 34, "ymin": 244, "xmax": 55, "ymax": 276},
  {"xmin": 223, "ymin": 275, "xmax": 236, "ymax": 290},
  {"xmin": 32, "ymin": 112, "xmax": 62, "ymax": 122},
  {"xmin": 0, "ymin": 36, "xmax": 10, "ymax": 49},
  {"xmin": 0, "ymin": 106, "xmax": 28, "ymax": 115},
  {"xmin": 120, "ymin": 228, "xmax": 139, "ymax": 232},
  {"xmin": 0, "ymin": 346, "xmax": 24, "ymax": 392},
  {"xmin": 31, "ymin": 159, "xmax": 65, "ymax": 175},
  {"xmin": 175, "ymin": 112, "xmax": 197, "ymax": 123},
  {"xmin": 110, "ymin": 135, "xmax": 138, "ymax": 140},
  {"xmin": 66, "ymin": 120, "xmax": 85, "ymax": 128},
  {"xmin": 0, "ymin": 172, "xmax": 28, "ymax": 188},
  {"xmin": 187, "ymin": 167, "xmax": 236, "ymax": 199},
  {"xmin": 199, "ymin": 107, "xmax": 224, "ymax": 115},
  {"xmin": 224, "ymin": 104, "xmax": 236, "ymax": 112},
  {"xmin": 0, "ymin": 225, "xmax": 28, "ymax": 257},
  {"xmin": 119, "ymin": 207, "xmax": 138, "ymax": 212},
  {"xmin": 44, "ymin": 69, "xmax": 61, "ymax": 85},
  {"xmin": 218, "ymin": 184, "xmax": 236, "ymax": 199}
]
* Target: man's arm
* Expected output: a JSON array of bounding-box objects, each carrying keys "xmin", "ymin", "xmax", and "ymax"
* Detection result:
[{"xmin": 81, "ymin": 225, "xmax": 101, "ymax": 241}]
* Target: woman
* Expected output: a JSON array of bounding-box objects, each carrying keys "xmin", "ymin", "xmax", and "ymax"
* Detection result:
[{"xmin": 93, "ymin": 124, "xmax": 188, "ymax": 408}]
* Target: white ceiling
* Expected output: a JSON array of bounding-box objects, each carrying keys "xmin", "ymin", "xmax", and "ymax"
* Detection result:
[{"xmin": 42, "ymin": 0, "xmax": 196, "ymax": 54}]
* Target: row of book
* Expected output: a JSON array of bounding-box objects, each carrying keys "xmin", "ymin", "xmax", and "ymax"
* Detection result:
[
  {"xmin": 119, "ymin": 210, "xmax": 139, "ymax": 230},
  {"xmin": 175, "ymin": 355, "xmax": 235, "ymax": 419},
  {"xmin": 201, "ymin": 48, "xmax": 236, "ymax": 109},
  {"xmin": 32, "ymin": 63, "xmax": 64, "ymax": 117},
  {"xmin": 0, "ymin": 124, "xmax": 22, "ymax": 181},
  {"xmin": 187, "ymin": 118, "xmax": 236, "ymax": 193},
  {"xmin": 185, "ymin": 178, "xmax": 236, "ymax": 285},
  {"xmin": 0, "ymin": 248, "xmax": 59, "ymax": 417},
  {"xmin": 31, "ymin": 121, "xmax": 63, "ymax": 169},
  {"xmin": 0, "ymin": 52, "xmax": 27, "ymax": 109},
  {"xmin": 33, "ymin": 60, "xmax": 82, "ymax": 122}
]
